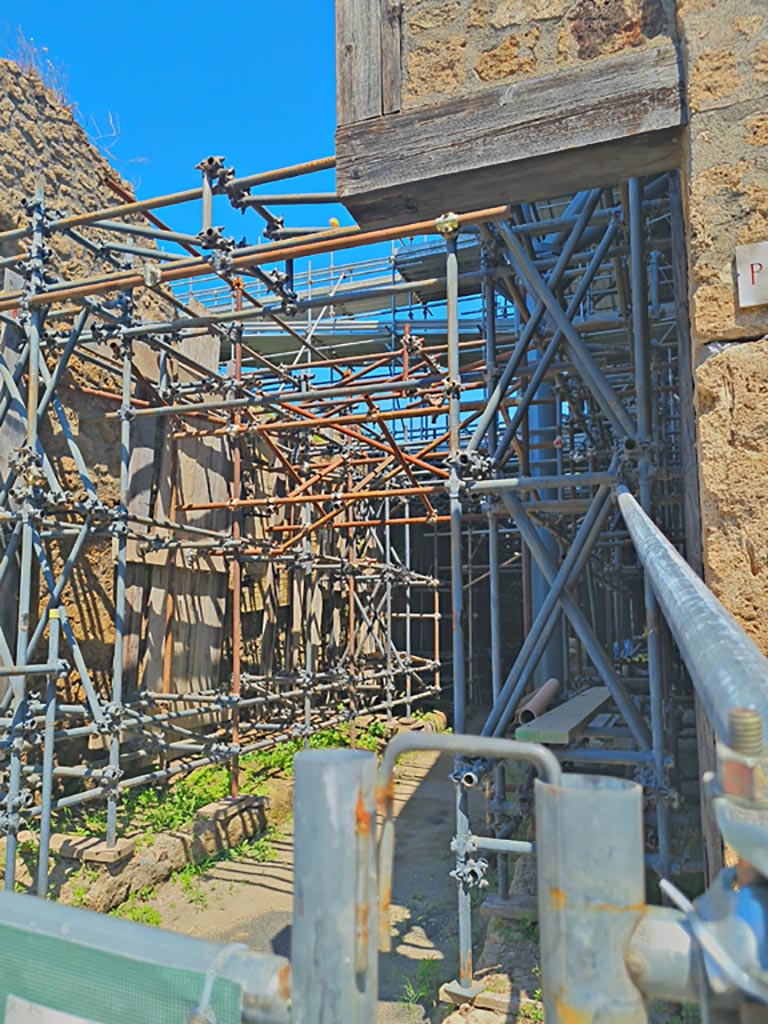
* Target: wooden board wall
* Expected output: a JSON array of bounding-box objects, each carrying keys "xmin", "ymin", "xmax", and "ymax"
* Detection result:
[{"xmin": 125, "ymin": 334, "xmax": 231, "ymax": 696}]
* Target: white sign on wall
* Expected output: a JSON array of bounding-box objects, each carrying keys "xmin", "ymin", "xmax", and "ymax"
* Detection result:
[{"xmin": 736, "ymin": 241, "xmax": 768, "ymax": 308}]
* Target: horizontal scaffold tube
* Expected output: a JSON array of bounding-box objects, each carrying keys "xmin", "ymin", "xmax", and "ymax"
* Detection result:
[
  {"xmin": 617, "ymin": 485, "xmax": 768, "ymax": 745},
  {"xmin": 0, "ymin": 203, "xmax": 511, "ymax": 312},
  {"xmin": 0, "ymin": 156, "xmax": 338, "ymax": 244}
]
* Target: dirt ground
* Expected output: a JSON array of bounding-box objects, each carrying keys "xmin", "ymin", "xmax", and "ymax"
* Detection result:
[{"xmin": 149, "ymin": 750, "xmax": 488, "ymax": 1022}]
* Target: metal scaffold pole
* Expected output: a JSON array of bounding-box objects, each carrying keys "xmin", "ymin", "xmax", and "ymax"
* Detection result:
[{"xmin": 0, "ymin": 158, "xmax": 692, "ymax": 922}]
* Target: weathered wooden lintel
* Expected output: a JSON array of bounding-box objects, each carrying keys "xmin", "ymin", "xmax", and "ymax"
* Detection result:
[
  {"xmin": 336, "ymin": 0, "xmax": 403, "ymax": 126},
  {"xmin": 336, "ymin": 42, "xmax": 685, "ymax": 229}
]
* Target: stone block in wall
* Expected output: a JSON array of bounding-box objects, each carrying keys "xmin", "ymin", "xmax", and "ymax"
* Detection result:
[
  {"xmin": 679, "ymin": 0, "xmax": 768, "ymax": 349},
  {"xmin": 475, "ymin": 28, "xmax": 540, "ymax": 81},
  {"xmin": 398, "ymin": 0, "xmax": 676, "ymax": 110},
  {"xmin": 695, "ymin": 337, "xmax": 768, "ymax": 655}
]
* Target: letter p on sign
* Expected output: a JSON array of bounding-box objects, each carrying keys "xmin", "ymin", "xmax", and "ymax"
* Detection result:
[{"xmin": 736, "ymin": 242, "xmax": 768, "ymax": 307}]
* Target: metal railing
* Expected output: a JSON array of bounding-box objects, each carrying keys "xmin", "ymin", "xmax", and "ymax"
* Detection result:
[{"xmin": 617, "ymin": 485, "xmax": 768, "ymax": 746}]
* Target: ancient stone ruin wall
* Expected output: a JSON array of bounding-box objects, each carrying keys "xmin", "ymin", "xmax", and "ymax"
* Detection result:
[
  {"xmin": 679, "ymin": 0, "xmax": 768, "ymax": 349},
  {"xmin": 0, "ymin": 59, "xmax": 131, "ymax": 689},
  {"xmin": 678, "ymin": 1, "xmax": 768, "ymax": 652},
  {"xmin": 0, "ymin": 60, "xmax": 144, "ymax": 268},
  {"xmin": 400, "ymin": 0, "xmax": 677, "ymax": 110},
  {"xmin": 696, "ymin": 339, "xmax": 768, "ymax": 653},
  {"xmin": 0, "ymin": 58, "xmax": 184, "ymax": 693}
]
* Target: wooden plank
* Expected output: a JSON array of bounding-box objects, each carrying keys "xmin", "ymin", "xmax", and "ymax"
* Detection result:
[
  {"xmin": 336, "ymin": 0, "xmax": 382, "ymax": 126},
  {"xmin": 136, "ymin": 332, "xmax": 230, "ymax": 697},
  {"xmin": 515, "ymin": 687, "xmax": 611, "ymax": 745},
  {"xmin": 336, "ymin": 42, "xmax": 684, "ymax": 229},
  {"xmin": 380, "ymin": 0, "xmax": 402, "ymax": 115},
  {"xmin": 141, "ymin": 564, "xmax": 226, "ymax": 695}
]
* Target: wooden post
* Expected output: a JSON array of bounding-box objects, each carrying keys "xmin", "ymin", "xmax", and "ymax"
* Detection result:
[{"xmin": 336, "ymin": 0, "xmax": 382, "ymax": 126}]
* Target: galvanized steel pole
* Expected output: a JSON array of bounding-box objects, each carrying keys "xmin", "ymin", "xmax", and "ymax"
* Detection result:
[
  {"xmin": 617, "ymin": 486, "xmax": 768, "ymax": 745},
  {"xmin": 536, "ymin": 773, "xmax": 647, "ymax": 1023},
  {"xmin": 629, "ymin": 176, "xmax": 670, "ymax": 874},
  {"xmin": 106, "ymin": 326, "xmax": 132, "ymax": 847},
  {"xmin": 292, "ymin": 749, "xmax": 378, "ymax": 1024}
]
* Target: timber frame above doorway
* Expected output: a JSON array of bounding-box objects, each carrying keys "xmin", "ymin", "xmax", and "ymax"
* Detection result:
[{"xmin": 335, "ymin": 0, "xmax": 686, "ymax": 230}]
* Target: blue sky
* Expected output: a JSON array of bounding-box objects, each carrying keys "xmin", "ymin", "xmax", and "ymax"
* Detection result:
[
  {"xmin": 0, "ymin": 4, "xmax": 449, "ymax": 329},
  {"xmin": 1, "ymin": 2, "xmax": 343, "ymax": 236}
]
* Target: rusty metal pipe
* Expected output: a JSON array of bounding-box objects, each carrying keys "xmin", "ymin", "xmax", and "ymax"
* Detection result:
[
  {"xmin": 0, "ymin": 204, "xmax": 510, "ymax": 312},
  {"xmin": 0, "ymin": 156, "xmax": 337, "ymax": 246},
  {"xmin": 516, "ymin": 676, "xmax": 560, "ymax": 725}
]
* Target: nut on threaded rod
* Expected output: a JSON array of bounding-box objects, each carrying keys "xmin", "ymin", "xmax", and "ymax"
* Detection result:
[{"xmin": 729, "ymin": 707, "xmax": 764, "ymax": 758}]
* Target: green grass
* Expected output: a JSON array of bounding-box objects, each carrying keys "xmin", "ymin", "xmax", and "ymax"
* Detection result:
[
  {"xmin": 649, "ymin": 1002, "xmax": 700, "ymax": 1024},
  {"xmin": 110, "ymin": 887, "xmax": 161, "ymax": 927},
  {"xmin": 68, "ymin": 864, "xmax": 99, "ymax": 908},
  {"xmin": 240, "ymin": 825, "xmax": 282, "ymax": 863},
  {"xmin": 174, "ymin": 862, "xmax": 210, "ymax": 908},
  {"xmin": 171, "ymin": 824, "xmax": 285, "ymax": 907},
  {"xmin": 169, "ymin": 823, "xmax": 285, "ymax": 907},
  {"xmin": 53, "ymin": 721, "xmax": 387, "ymax": 842},
  {"xmin": 400, "ymin": 957, "xmax": 442, "ymax": 1010},
  {"xmin": 520, "ymin": 998, "xmax": 544, "ymax": 1023},
  {"xmin": 484, "ymin": 974, "xmax": 511, "ymax": 995}
]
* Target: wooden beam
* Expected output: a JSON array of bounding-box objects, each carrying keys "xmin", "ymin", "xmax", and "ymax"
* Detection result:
[
  {"xmin": 336, "ymin": 43, "xmax": 685, "ymax": 229},
  {"xmin": 514, "ymin": 687, "xmax": 611, "ymax": 745},
  {"xmin": 380, "ymin": 0, "xmax": 402, "ymax": 115},
  {"xmin": 336, "ymin": 0, "xmax": 382, "ymax": 126}
]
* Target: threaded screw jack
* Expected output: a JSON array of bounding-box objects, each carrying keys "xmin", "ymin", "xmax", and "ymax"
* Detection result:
[{"xmin": 729, "ymin": 707, "xmax": 764, "ymax": 758}]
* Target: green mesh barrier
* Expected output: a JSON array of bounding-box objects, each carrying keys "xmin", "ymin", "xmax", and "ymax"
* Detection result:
[{"xmin": 0, "ymin": 915, "xmax": 242, "ymax": 1024}]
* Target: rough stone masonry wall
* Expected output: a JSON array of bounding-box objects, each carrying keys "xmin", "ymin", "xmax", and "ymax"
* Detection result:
[
  {"xmin": 0, "ymin": 58, "xmax": 178, "ymax": 693},
  {"xmin": 400, "ymin": 0, "xmax": 677, "ymax": 109},
  {"xmin": 678, "ymin": 1, "xmax": 768, "ymax": 652},
  {"xmin": 399, "ymin": 0, "xmax": 768, "ymax": 655}
]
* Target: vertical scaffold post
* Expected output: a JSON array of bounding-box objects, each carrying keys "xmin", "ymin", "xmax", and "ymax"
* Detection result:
[
  {"xmin": 292, "ymin": 749, "xmax": 378, "ymax": 1024},
  {"xmin": 6, "ymin": 188, "xmax": 45, "ymax": 891},
  {"xmin": 483, "ymin": 259, "xmax": 508, "ymax": 899},
  {"xmin": 440, "ymin": 214, "xmax": 477, "ymax": 995},
  {"xmin": 629, "ymin": 176, "xmax": 670, "ymax": 876},
  {"xmin": 230, "ymin": 287, "xmax": 244, "ymax": 797},
  {"xmin": 442, "ymin": 216, "xmax": 465, "ymax": 735},
  {"xmin": 536, "ymin": 773, "xmax": 647, "ymax": 1024},
  {"xmin": 106, "ymin": 320, "xmax": 132, "ymax": 847}
]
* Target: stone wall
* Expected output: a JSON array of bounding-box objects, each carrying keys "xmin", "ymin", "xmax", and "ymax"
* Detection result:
[
  {"xmin": 0, "ymin": 58, "xmax": 202, "ymax": 696},
  {"xmin": 678, "ymin": 2, "xmax": 768, "ymax": 651},
  {"xmin": 0, "ymin": 59, "xmax": 130, "ymax": 691},
  {"xmin": 696, "ymin": 338, "xmax": 768, "ymax": 653},
  {"xmin": 678, "ymin": 0, "xmax": 768, "ymax": 349},
  {"xmin": 400, "ymin": 0, "xmax": 677, "ymax": 109}
]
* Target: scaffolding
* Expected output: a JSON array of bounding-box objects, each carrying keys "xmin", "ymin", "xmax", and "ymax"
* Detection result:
[{"xmin": 0, "ymin": 156, "xmax": 698, "ymax": 960}]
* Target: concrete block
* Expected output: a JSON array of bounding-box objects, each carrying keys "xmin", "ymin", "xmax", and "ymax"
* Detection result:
[
  {"xmin": 474, "ymin": 989, "xmax": 521, "ymax": 1016},
  {"xmin": 49, "ymin": 834, "xmax": 136, "ymax": 864}
]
